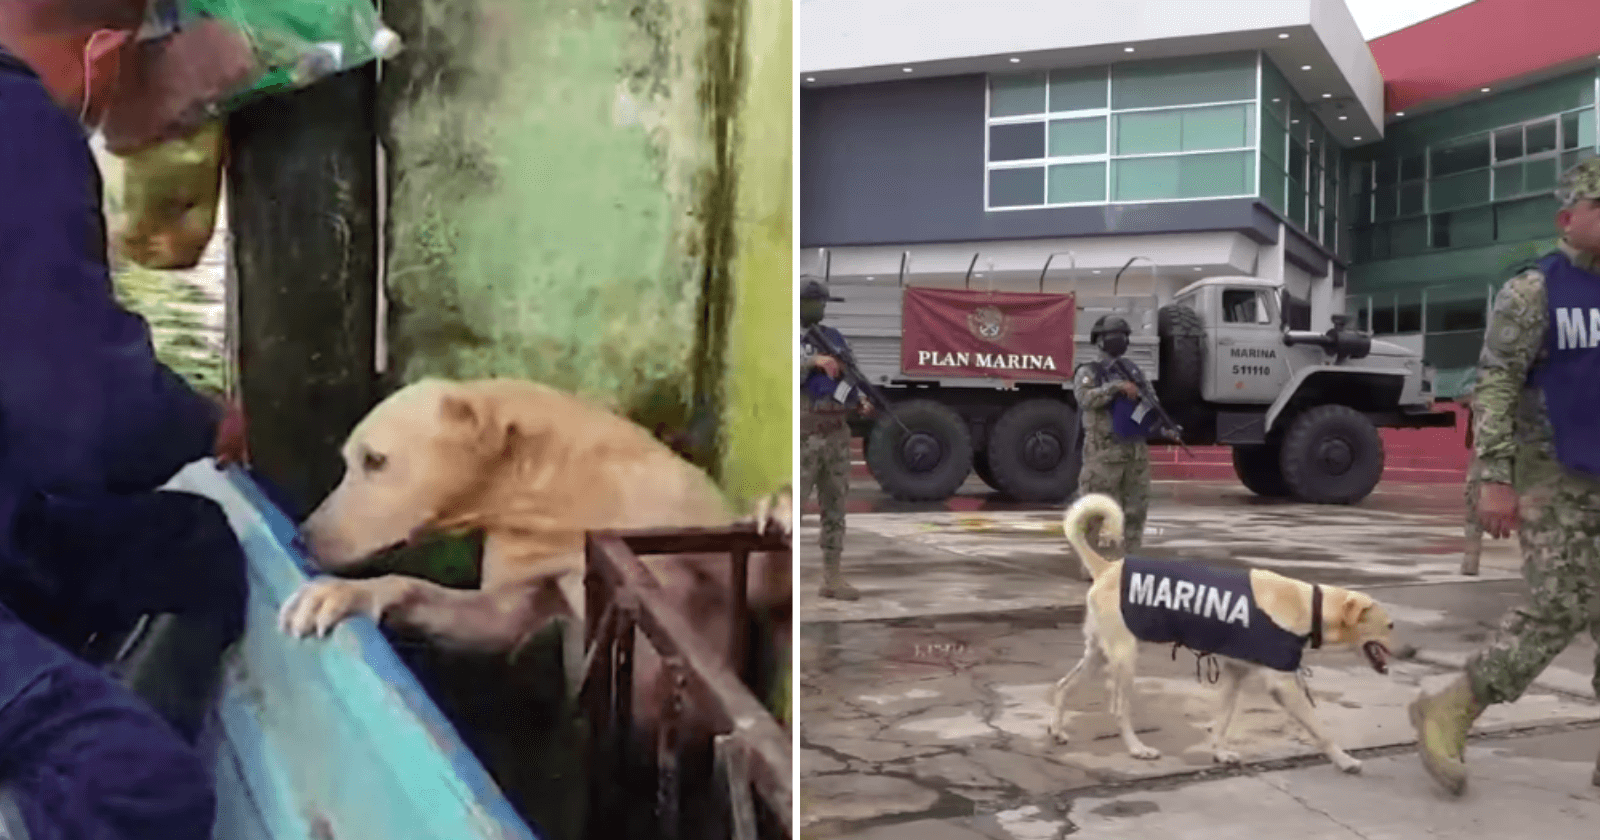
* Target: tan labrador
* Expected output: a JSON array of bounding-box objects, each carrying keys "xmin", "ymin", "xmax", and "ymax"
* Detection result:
[
  {"xmin": 278, "ymin": 378, "xmax": 790, "ymax": 733},
  {"xmin": 1048, "ymin": 493, "xmax": 1395, "ymax": 773}
]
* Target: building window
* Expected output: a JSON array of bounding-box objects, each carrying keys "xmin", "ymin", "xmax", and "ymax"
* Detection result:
[
  {"xmin": 1260, "ymin": 57, "xmax": 1342, "ymax": 254},
  {"xmin": 1351, "ymin": 98, "xmax": 1600, "ymax": 259},
  {"xmin": 985, "ymin": 55, "xmax": 1257, "ymax": 210}
]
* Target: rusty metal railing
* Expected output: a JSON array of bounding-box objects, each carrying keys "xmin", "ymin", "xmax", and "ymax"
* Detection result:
[{"xmin": 581, "ymin": 524, "xmax": 791, "ymax": 840}]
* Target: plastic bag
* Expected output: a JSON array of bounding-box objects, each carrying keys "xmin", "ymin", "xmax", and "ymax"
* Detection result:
[
  {"xmin": 177, "ymin": 0, "xmax": 403, "ymax": 102},
  {"xmin": 116, "ymin": 119, "xmax": 226, "ymax": 270},
  {"xmin": 102, "ymin": 0, "xmax": 401, "ymax": 154}
]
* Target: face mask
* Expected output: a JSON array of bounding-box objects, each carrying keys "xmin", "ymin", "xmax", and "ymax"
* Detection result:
[
  {"xmin": 800, "ymin": 301, "xmax": 826, "ymax": 327},
  {"xmin": 1100, "ymin": 333, "xmax": 1129, "ymax": 357}
]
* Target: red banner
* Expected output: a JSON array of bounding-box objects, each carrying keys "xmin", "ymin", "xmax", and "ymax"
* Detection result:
[{"xmin": 900, "ymin": 288, "xmax": 1077, "ymax": 382}]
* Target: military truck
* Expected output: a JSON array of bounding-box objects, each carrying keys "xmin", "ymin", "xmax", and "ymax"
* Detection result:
[{"xmin": 820, "ymin": 251, "xmax": 1455, "ymax": 506}]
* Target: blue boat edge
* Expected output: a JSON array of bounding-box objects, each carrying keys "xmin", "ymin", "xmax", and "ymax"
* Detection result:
[{"xmin": 164, "ymin": 461, "xmax": 542, "ymax": 840}]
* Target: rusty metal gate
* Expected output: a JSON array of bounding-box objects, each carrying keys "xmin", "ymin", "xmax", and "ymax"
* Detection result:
[{"xmin": 581, "ymin": 524, "xmax": 792, "ymax": 840}]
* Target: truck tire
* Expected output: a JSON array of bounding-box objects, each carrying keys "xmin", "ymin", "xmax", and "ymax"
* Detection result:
[
  {"xmin": 986, "ymin": 399, "xmax": 1081, "ymax": 502},
  {"xmin": 1278, "ymin": 405, "xmax": 1385, "ymax": 505},
  {"xmin": 972, "ymin": 451, "xmax": 1004, "ymax": 493},
  {"xmin": 1231, "ymin": 443, "xmax": 1292, "ymax": 497},
  {"xmin": 1156, "ymin": 304, "xmax": 1205, "ymax": 406},
  {"xmin": 865, "ymin": 399, "xmax": 974, "ymax": 501}
]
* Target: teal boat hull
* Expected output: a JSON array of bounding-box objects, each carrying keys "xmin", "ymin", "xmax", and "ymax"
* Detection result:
[{"xmin": 164, "ymin": 462, "xmax": 541, "ymax": 840}]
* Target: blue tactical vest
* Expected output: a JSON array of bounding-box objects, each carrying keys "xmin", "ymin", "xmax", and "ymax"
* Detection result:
[
  {"xmin": 1529, "ymin": 250, "xmax": 1600, "ymax": 479},
  {"xmin": 1119, "ymin": 556, "xmax": 1314, "ymax": 672},
  {"xmin": 800, "ymin": 324, "xmax": 859, "ymax": 406},
  {"xmin": 1089, "ymin": 360, "xmax": 1163, "ymax": 441}
]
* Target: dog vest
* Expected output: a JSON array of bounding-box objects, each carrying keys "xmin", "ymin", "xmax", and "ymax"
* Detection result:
[
  {"xmin": 1119, "ymin": 556, "xmax": 1316, "ymax": 673},
  {"xmin": 1529, "ymin": 250, "xmax": 1600, "ymax": 479}
]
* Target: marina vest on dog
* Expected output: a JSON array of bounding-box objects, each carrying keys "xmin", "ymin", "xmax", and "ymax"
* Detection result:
[
  {"xmin": 1530, "ymin": 250, "xmax": 1600, "ymax": 479},
  {"xmin": 1119, "ymin": 556, "xmax": 1313, "ymax": 672}
]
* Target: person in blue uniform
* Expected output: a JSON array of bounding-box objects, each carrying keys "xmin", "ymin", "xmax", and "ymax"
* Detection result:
[{"xmin": 0, "ymin": 1, "xmax": 252, "ymax": 837}]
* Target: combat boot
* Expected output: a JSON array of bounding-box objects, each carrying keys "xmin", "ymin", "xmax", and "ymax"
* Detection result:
[
  {"xmin": 819, "ymin": 555, "xmax": 860, "ymax": 601},
  {"xmin": 1592, "ymin": 746, "xmax": 1599, "ymax": 787},
  {"xmin": 1408, "ymin": 674, "xmax": 1486, "ymax": 796}
]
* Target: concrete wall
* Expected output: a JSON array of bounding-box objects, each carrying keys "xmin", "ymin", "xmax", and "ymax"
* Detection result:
[{"xmin": 381, "ymin": 0, "xmax": 790, "ymax": 507}]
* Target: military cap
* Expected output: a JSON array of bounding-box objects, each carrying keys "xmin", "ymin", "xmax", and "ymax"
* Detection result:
[
  {"xmin": 1090, "ymin": 314, "xmax": 1132, "ymax": 341},
  {"xmin": 800, "ymin": 279, "xmax": 844, "ymax": 302},
  {"xmin": 1555, "ymin": 155, "xmax": 1600, "ymax": 208}
]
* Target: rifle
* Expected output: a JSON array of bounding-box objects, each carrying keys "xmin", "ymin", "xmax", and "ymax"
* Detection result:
[
  {"xmin": 1106, "ymin": 357, "xmax": 1194, "ymax": 458},
  {"xmin": 802, "ymin": 323, "xmax": 909, "ymax": 433}
]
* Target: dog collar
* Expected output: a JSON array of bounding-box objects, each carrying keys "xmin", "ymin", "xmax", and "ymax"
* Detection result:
[{"xmin": 1308, "ymin": 584, "xmax": 1324, "ymax": 650}]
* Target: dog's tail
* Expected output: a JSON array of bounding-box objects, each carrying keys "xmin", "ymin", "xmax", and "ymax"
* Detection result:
[{"xmin": 1062, "ymin": 493, "xmax": 1123, "ymax": 579}]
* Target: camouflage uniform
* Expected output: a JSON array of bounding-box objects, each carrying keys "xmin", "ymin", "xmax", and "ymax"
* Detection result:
[
  {"xmin": 1459, "ymin": 382, "xmax": 1483, "ymax": 575},
  {"xmin": 799, "ymin": 280, "xmax": 860, "ymax": 601},
  {"xmin": 1411, "ymin": 157, "xmax": 1600, "ymax": 795},
  {"xmin": 1073, "ymin": 351, "xmax": 1152, "ymax": 553}
]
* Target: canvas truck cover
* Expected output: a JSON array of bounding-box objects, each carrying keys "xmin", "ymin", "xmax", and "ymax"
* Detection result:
[{"xmin": 899, "ymin": 288, "xmax": 1076, "ymax": 383}]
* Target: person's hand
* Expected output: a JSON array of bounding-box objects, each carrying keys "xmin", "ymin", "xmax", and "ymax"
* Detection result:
[
  {"xmin": 858, "ymin": 400, "xmax": 876, "ymax": 418},
  {"xmin": 1119, "ymin": 381, "xmax": 1140, "ymax": 399},
  {"xmin": 1478, "ymin": 482, "xmax": 1518, "ymax": 538},
  {"xmin": 213, "ymin": 398, "xmax": 250, "ymax": 468},
  {"xmin": 812, "ymin": 354, "xmax": 842, "ymax": 379}
]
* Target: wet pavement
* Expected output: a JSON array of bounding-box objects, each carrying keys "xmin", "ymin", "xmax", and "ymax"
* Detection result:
[{"xmin": 798, "ymin": 479, "xmax": 1600, "ymax": 839}]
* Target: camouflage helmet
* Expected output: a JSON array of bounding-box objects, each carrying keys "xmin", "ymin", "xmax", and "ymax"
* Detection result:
[
  {"xmin": 800, "ymin": 278, "xmax": 843, "ymax": 302},
  {"xmin": 1089, "ymin": 314, "xmax": 1132, "ymax": 343},
  {"xmin": 1554, "ymin": 155, "xmax": 1600, "ymax": 208}
]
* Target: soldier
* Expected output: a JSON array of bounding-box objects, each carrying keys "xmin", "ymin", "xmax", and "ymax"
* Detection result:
[
  {"xmin": 1459, "ymin": 378, "xmax": 1484, "ymax": 576},
  {"xmin": 1072, "ymin": 315, "xmax": 1161, "ymax": 556},
  {"xmin": 798, "ymin": 278, "xmax": 872, "ymax": 600},
  {"xmin": 1409, "ymin": 157, "xmax": 1600, "ymax": 796}
]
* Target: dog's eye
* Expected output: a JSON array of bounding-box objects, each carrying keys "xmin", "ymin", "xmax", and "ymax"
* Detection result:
[
  {"xmin": 363, "ymin": 451, "xmax": 388, "ymax": 473},
  {"xmin": 1387, "ymin": 621, "xmax": 1395, "ymax": 630}
]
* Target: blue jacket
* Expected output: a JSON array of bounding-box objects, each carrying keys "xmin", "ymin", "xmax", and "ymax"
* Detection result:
[
  {"xmin": 0, "ymin": 52, "xmax": 219, "ymax": 581},
  {"xmin": 1530, "ymin": 249, "xmax": 1600, "ymax": 479}
]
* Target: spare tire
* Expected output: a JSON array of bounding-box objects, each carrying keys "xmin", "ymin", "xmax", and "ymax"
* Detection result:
[
  {"xmin": 986, "ymin": 399, "xmax": 1080, "ymax": 502},
  {"xmin": 1157, "ymin": 303, "xmax": 1205, "ymax": 406},
  {"xmin": 1278, "ymin": 404, "xmax": 1385, "ymax": 504},
  {"xmin": 865, "ymin": 399, "xmax": 974, "ymax": 501}
]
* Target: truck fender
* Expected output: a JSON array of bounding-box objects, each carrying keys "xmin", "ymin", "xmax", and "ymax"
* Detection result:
[{"xmin": 1264, "ymin": 365, "xmax": 1410, "ymax": 433}]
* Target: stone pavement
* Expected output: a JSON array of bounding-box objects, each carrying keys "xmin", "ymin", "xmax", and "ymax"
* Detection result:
[{"xmin": 798, "ymin": 482, "xmax": 1600, "ymax": 839}]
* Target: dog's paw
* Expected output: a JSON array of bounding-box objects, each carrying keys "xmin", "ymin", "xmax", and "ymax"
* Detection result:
[
  {"xmin": 279, "ymin": 576, "xmax": 412, "ymax": 639},
  {"xmin": 1332, "ymin": 753, "xmax": 1362, "ymax": 774},
  {"xmin": 1212, "ymin": 749, "xmax": 1242, "ymax": 765},
  {"xmin": 747, "ymin": 485, "xmax": 793, "ymax": 540},
  {"xmin": 1129, "ymin": 744, "xmax": 1162, "ymax": 761}
]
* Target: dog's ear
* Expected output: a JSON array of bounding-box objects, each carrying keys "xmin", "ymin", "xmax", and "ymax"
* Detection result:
[
  {"xmin": 1338, "ymin": 591, "xmax": 1372, "ymax": 629},
  {"xmin": 439, "ymin": 390, "xmax": 512, "ymax": 455}
]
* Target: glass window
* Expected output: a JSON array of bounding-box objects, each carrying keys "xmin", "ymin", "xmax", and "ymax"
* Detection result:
[
  {"xmin": 990, "ymin": 122, "xmax": 1045, "ymax": 162},
  {"xmin": 1399, "ymin": 182, "xmax": 1426, "ymax": 217},
  {"xmin": 1400, "ymin": 153, "xmax": 1426, "ymax": 182},
  {"xmin": 1495, "ymin": 194, "xmax": 1560, "ymax": 241},
  {"xmin": 1526, "ymin": 156, "xmax": 1560, "ymax": 193},
  {"xmin": 1374, "ymin": 156, "xmax": 1398, "ymax": 187},
  {"xmin": 1221, "ymin": 289, "xmax": 1274, "ymax": 324},
  {"xmin": 991, "ymin": 74, "xmax": 1048, "ymax": 118},
  {"xmin": 1494, "ymin": 127, "xmax": 1524, "ymax": 161},
  {"xmin": 989, "ymin": 167, "xmax": 1044, "ymax": 207},
  {"xmin": 1392, "ymin": 217, "xmax": 1429, "ymax": 257},
  {"xmin": 1288, "ymin": 179, "xmax": 1307, "ymax": 227},
  {"xmin": 1432, "ymin": 134, "xmax": 1491, "ymax": 177},
  {"xmin": 1048, "ymin": 116, "xmax": 1106, "ymax": 157},
  {"xmin": 1261, "ymin": 60, "xmax": 1291, "ymax": 124},
  {"xmin": 1114, "ymin": 111, "xmax": 1180, "ymax": 155},
  {"xmin": 1289, "ymin": 139, "xmax": 1307, "ymax": 183},
  {"xmin": 1351, "ymin": 190, "xmax": 1372, "ymax": 225},
  {"xmin": 1350, "ymin": 160, "xmax": 1373, "ymax": 193},
  {"xmin": 1261, "ymin": 165, "xmax": 1287, "ymax": 213},
  {"xmin": 1261, "ymin": 112, "xmax": 1287, "ymax": 167},
  {"xmin": 1429, "ymin": 207, "xmax": 1494, "ymax": 249},
  {"xmin": 1111, "ymin": 150, "xmax": 1253, "ymax": 200},
  {"xmin": 1493, "ymin": 162, "xmax": 1524, "ymax": 200},
  {"xmin": 1110, "ymin": 55, "xmax": 1255, "ymax": 110},
  {"xmin": 1180, "ymin": 103, "xmax": 1254, "ymax": 151},
  {"xmin": 1562, "ymin": 148, "xmax": 1595, "ymax": 172},
  {"xmin": 1527, "ymin": 119, "xmax": 1559, "ymax": 155},
  {"xmin": 1322, "ymin": 206, "xmax": 1338, "ymax": 248},
  {"xmin": 1049, "ymin": 68, "xmax": 1108, "ymax": 112},
  {"xmin": 1374, "ymin": 186, "xmax": 1398, "ymax": 221},
  {"xmin": 1047, "ymin": 162, "xmax": 1106, "ymax": 203},
  {"xmin": 1562, "ymin": 110, "xmax": 1588, "ymax": 149},
  {"xmin": 1430, "ymin": 168, "xmax": 1491, "ymax": 211}
]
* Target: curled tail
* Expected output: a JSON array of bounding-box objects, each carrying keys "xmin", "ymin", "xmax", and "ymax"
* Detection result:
[{"xmin": 1063, "ymin": 493, "xmax": 1124, "ymax": 579}]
